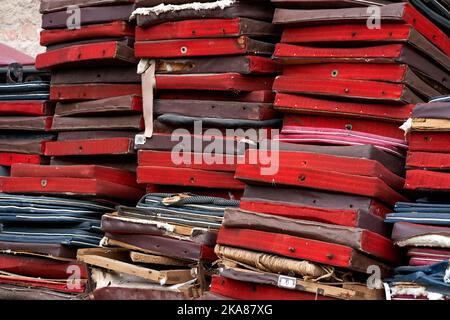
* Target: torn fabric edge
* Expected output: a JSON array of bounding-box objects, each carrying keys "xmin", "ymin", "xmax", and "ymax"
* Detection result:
[
  {"xmin": 130, "ymin": 0, "xmax": 236, "ymax": 19},
  {"xmin": 137, "ymin": 59, "xmax": 155, "ymax": 139},
  {"xmin": 400, "ymin": 118, "xmax": 412, "ymax": 136}
]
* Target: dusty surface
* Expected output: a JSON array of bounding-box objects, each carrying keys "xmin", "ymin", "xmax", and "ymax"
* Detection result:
[{"xmin": 0, "ymin": 0, "xmax": 44, "ymax": 59}]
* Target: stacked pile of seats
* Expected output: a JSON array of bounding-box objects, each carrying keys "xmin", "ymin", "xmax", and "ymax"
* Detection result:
[
  {"xmin": 210, "ymin": 143, "xmax": 404, "ymax": 300},
  {"xmin": 0, "ymin": 46, "xmax": 52, "ymax": 178},
  {"xmin": 385, "ymin": 97, "xmax": 450, "ymax": 300},
  {"xmin": 405, "ymin": 97, "xmax": 450, "ymax": 194},
  {"xmin": 0, "ymin": 193, "xmax": 113, "ymax": 300},
  {"xmin": 204, "ymin": 0, "xmax": 450, "ymax": 301},
  {"xmin": 131, "ymin": 0, "xmax": 282, "ymax": 198},
  {"xmin": 1, "ymin": 0, "xmax": 449, "ymax": 301},
  {"xmin": 79, "ymin": 193, "xmax": 239, "ymax": 299},
  {"xmin": 0, "ymin": 45, "xmax": 107, "ymax": 300},
  {"xmin": 3, "ymin": 0, "xmax": 144, "ymax": 203},
  {"xmin": 271, "ymin": 1, "xmax": 449, "ymax": 157}
]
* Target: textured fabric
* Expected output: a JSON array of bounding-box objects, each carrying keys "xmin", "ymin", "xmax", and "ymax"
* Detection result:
[
  {"xmin": 430, "ymin": 95, "xmax": 450, "ymax": 103},
  {"xmin": 117, "ymin": 206, "xmax": 223, "ymax": 229},
  {"xmin": 139, "ymin": 193, "xmax": 239, "ymax": 216},
  {"xmin": 0, "ymin": 82, "xmax": 50, "ymax": 94},
  {"xmin": 0, "ymin": 133, "xmax": 55, "ymax": 141},
  {"xmin": 145, "ymin": 193, "xmax": 239, "ymax": 207},
  {"xmin": 386, "ymin": 202, "xmax": 450, "ymax": 225},
  {"xmin": 388, "ymin": 261, "xmax": 450, "ymax": 296},
  {"xmin": 385, "ymin": 213, "xmax": 450, "ymax": 225},
  {"xmin": 0, "ymin": 227, "xmax": 102, "ymax": 246},
  {"xmin": 410, "ymin": 0, "xmax": 450, "ymax": 35},
  {"xmin": 277, "ymin": 127, "xmax": 407, "ymax": 158},
  {"xmin": 122, "ymin": 193, "xmax": 242, "ymax": 228},
  {"xmin": 0, "ymin": 93, "xmax": 49, "ymax": 101},
  {"xmin": 395, "ymin": 202, "xmax": 450, "ymax": 213},
  {"xmin": 0, "ymin": 213, "xmax": 101, "ymax": 226},
  {"xmin": 0, "ymin": 194, "xmax": 111, "ymax": 249},
  {"xmin": 0, "ymin": 81, "xmax": 50, "ymax": 101},
  {"xmin": 0, "ymin": 193, "xmax": 114, "ymax": 211},
  {"xmin": 157, "ymin": 113, "xmax": 282, "ymax": 128}
]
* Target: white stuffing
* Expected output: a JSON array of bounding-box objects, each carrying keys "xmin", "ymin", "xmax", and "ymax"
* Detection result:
[
  {"xmin": 105, "ymin": 214, "xmax": 175, "ymax": 232},
  {"xmin": 131, "ymin": 0, "xmax": 236, "ymax": 19},
  {"xmin": 445, "ymin": 266, "xmax": 450, "ymax": 284},
  {"xmin": 396, "ymin": 235, "xmax": 450, "ymax": 248},
  {"xmin": 91, "ymin": 268, "xmax": 173, "ymax": 289},
  {"xmin": 400, "ymin": 118, "xmax": 412, "ymax": 135},
  {"xmin": 391, "ymin": 284, "xmax": 445, "ymax": 300},
  {"xmin": 427, "ymin": 292, "xmax": 446, "ymax": 300},
  {"xmin": 168, "ymin": 279, "xmax": 196, "ymax": 290},
  {"xmin": 391, "ymin": 285, "xmax": 428, "ymax": 297},
  {"xmin": 99, "ymin": 236, "xmax": 109, "ymax": 247}
]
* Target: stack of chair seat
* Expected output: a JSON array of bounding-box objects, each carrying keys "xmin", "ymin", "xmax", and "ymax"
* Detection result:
[
  {"xmin": 384, "ymin": 96, "xmax": 450, "ymax": 300},
  {"xmin": 77, "ymin": 193, "xmax": 239, "ymax": 300},
  {"xmin": 405, "ymin": 96, "xmax": 450, "ymax": 193},
  {"xmin": 270, "ymin": 1, "xmax": 449, "ymax": 158},
  {"xmin": 385, "ymin": 261, "xmax": 450, "ymax": 300},
  {"xmin": 0, "ymin": 193, "xmax": 114, "ymax": 300},
  {"xmin": 407, "ymin": 0, "xmax": 450, "ymax": 36},
  {"xmin": 209, "ymin": 0, "xmax": 449, "ymax": 300},
  {"xmin": 0, "ymin": 46, "xmax": 53, "ymax": 177},
  {"xmin": 2, "ymin": 0, "xmax": 145, "ymax": 202},
  {"xmin": 3, "ymin": 163, "xmax": 144, "ymax": 203},
  {"xmin": 386, "ymin": 202, "xmax": 450, "ymax": 267},
  {"xmin": 210, "ymin": 143, "xmax": 406, "ymax": 300},
  {"xmin": 131, "ymin": 0, "xmax": 282, "ymax": 197}
]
